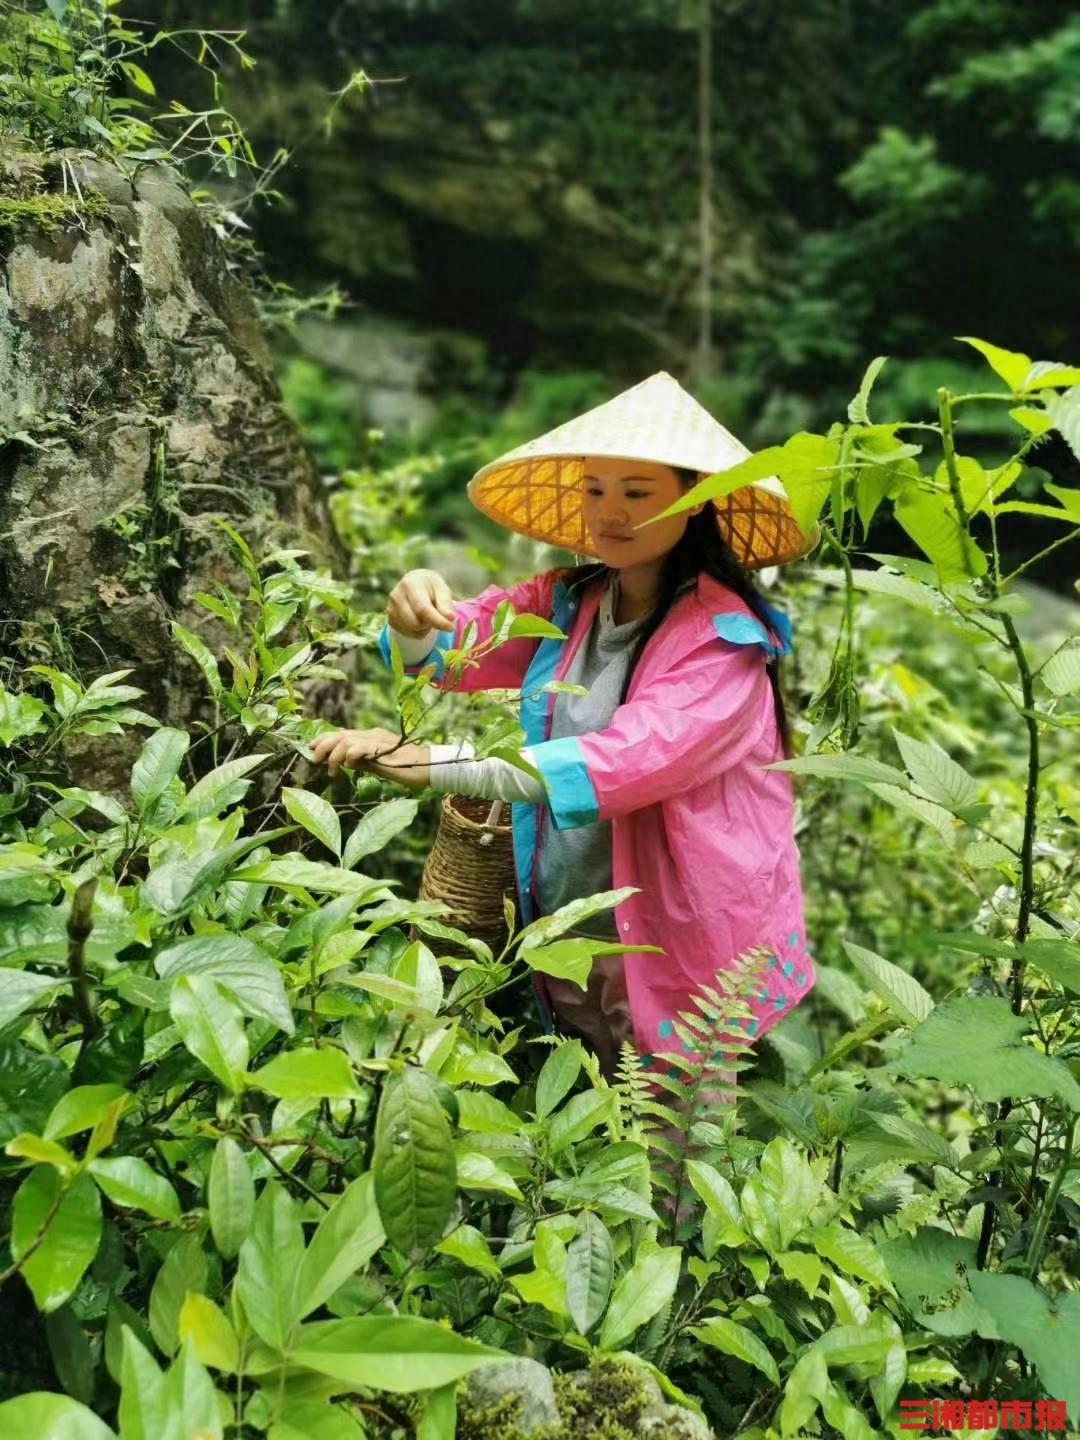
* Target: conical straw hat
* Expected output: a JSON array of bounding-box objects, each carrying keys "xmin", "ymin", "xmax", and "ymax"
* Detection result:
[{"xmin": 469, "ymin": 371, "xmax": 818, "ymax": 570}]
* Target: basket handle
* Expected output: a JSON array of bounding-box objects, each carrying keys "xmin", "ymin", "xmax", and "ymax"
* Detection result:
[{"xmin": 478, "ymin": 799, "xmax": 504, "ymax": 845}]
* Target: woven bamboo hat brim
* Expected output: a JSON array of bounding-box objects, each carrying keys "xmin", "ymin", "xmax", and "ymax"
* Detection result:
[{"xmin": 469, "ymin": 371, "xmax": 818, "ymax": 570}]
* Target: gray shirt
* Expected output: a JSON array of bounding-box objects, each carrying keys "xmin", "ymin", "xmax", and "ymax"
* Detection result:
[{"xmin": 532, "ymin": 574, "xmax": 651, "ymax": 938}]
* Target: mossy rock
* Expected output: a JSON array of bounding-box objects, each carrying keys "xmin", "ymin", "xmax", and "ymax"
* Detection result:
[{"xmin": 458, "ymin": 1354, "xmax": 714, "ymax": 1440}]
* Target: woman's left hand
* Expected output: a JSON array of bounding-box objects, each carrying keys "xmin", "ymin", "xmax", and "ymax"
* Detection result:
[{"xmin": 310, "ymin": 727, "xmax": 431, "ymax": 790}]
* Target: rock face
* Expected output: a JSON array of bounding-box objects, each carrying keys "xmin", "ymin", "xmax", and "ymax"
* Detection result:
[
  {"xmin": 0, "ymin": 139, "xmax": 336, "ymax": 764},
  {"xmin": 465, "ymin": 1358, "xmax": 561, "ymax": 1435}
]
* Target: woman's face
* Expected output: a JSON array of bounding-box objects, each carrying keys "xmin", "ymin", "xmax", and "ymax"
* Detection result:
[{"xmin": 580, "ymin": 456, "xmax": 705, "ymax": 568}]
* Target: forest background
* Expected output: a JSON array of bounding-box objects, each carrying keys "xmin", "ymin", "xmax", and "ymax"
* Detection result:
[{"xmin": 120, "ymin": 0, "xmax": 1079, "ymax": 581}]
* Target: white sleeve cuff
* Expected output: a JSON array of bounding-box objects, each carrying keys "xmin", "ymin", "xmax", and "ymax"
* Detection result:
[
  {"xmin": 427, "ymin": 741, "xmax": 546, "ymax": 803},
  {"xmin": 388, "ymin": 623, "xmax": 438, "ymax": 665}
]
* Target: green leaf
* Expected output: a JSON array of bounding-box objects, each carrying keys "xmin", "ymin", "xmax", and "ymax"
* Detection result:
[
  {"xmin": 598, "ymin": 1246, "xmax": 681, "ymax": 1350},
  {"xmin": 884, "ymin": 995, "xmax": 1080, "ymax": 1111},
  {"xmin": 848, "ymin": 564, "xmax": 949, "ymax": 614},
  {"xmin": 442, "ymin": 1049, "xmax": 518, "ymax": 1087},
  {"xmin": 840, "ymin": 940, "xmax": 934, "ymax": 1027},
  {"xmin": 0, "ymin": 687, "xmax": 47, "ymax": 747},
  {"xmin": 0, "ymin": 1394, "xmax": 114, "ymax": 1439},
  {"xmin": 864, "ymin": 782, "xmax": 959, "ymax": 844},
  {"xmin": 657, "ymin": 445, "xmax": 788, "ymax": 519},
  {"xmin": 144, "ymin": 829, "xmax": 290, "ymax": 918},
  {"xmin": 754, "ymin": 1137, "xmax": 823, "ymax": 1251},
  {"xmin": 120, "ymin": 59, "xmax": 157, "ymax": 95},
  {"xmin": 1045, "ymin": 388, "xmax": 1080, "ymax": 461},
  {"xmin": 207, "ymin": 1137, "xmax": 254, "ymax": 1260},
  {"xmin": 416, "ymin": 1382, "xmax": 457, "ymax": 1440},
  {"xmin": 956, "ymin": 336, "xmax": 1032, "ymax": 392},
  {"xmin": 967, "ymin": 1274, "xmax": 1080, "ymax": 1420},
  {"xmin": 950, "ymin": 455, "xmax": 1020, "ymax": 516},
  {"xmin": 890, "ymin": 728, "xmax": 979, "ymax": 812},
  {"xmin": 994, "ymin": 498, "xmax": 1080, "ymax": 523},
  {"xmin": 1023, "ymin": 361, "xmax": 1080, "ymax": 391},
  {"xmin": 155, "ymin": 934, "xmax": 294, "ymax": 1034},
  {"xmin": 894, "ymin": 487, "xmax": 987, "ymax": 584},
  {"xmin": 169, "ymin": 974, "xmax": 249, "ymax": 1093},
  {"xmin": 148, "ymin": 1232, "xmax": 208, "ymax": 1357},
  {"xmin": 509, "ymin": 1265, "xmax": 568, "ymax": 1315},
  {"xmin": 298, "ymin": 1172, "xmax": 386, "ymax": 1319},
  {"xmin": 535, "ymin": 1040, "xmax": 584, "ymax": 1119},
  {"xmin": 1038, "ymin": 639, "xmax": 1080, "ymax": 697},
  {"xmin": 1010, "ymin": 406, "xmax": 1054, "ymax": 437},
  {"xmin": 6, "ymin": 1134, "xmax": 74, "ymax": 1173},
  {"xmin": 811, "ymin": 1223, "xmax": 895, "ymax": 1292},
  {"xmin": 525, "ymin": 937, "xmax": 598, "ymax": 989},
  {"xmin": 390, "ymin": 938, "xmax": 444, "ymax": 1015},
  {"xmin": 282, "ymin": 786, "xmax": 342, "ymax": 858},
  {"xmin": 876, "ymin": 1225, "xmax": 979, "ymax": 1322},
  {"xmin": 506, "ymin": 613, "xmax": 564, "ymax": 639},
  {"xmin": 373, "ymin": 1066, "xmax": 457, "ymax": 1259},
  {"xmin": 183, "ymin": 754, "xmax": 267, "ymax": 820},
  {"xmin": 777, "ymin": 1250, "xmax": 824, "ymax": 1298},
  {"xmin": 178, "ymin": 1293, "xmax": 239, "ymax": 1374},
  {"xmin": 549, "ymin": 1090, "xmax": 614, "ymax": 1152},
  {"xmin": 343, "ymin": 797, "xmax": 418, "ymax": 867},
  {"xmin": 291, "ymin": 1316, "xmax": 510, "ymax": 1393},
  {"xmin": 692, "ymin": 1315, "xmax": 779, "ymax": 1383},
  {"xmin": 455, "ymin": 1149, "xmax": 523, "ymax": 1199},
  {"xmin": 764, "ymin": 752, "xmax": 908, "ymax": 787},
  {"xmin": 0, "ymin": 968, "xmax": 63, "ymax": 1028},
  {"xmin": 847, "ymin": 355, "xmax": 888, "ymax": 425},
  {"xmin": 435, "ymin": 1225, "xmax": 501, "ymax": 1278},
  {"xmin": 171, "ymin": 621, "xmax": 222, "ymax": 697},
  {"xmin": 456, "ymin": 1090, "xmax": 522, "ymax": 1135},
  {"xmin": 89, "ymin": 1156, "xmax": 180, "ymax": 1222},
  {"xmin": 42, "ymin": 1307, "xmax": 93, "ymax": 1403},
  {"xmin": 131, "ymin": 728, "xmax": 189, "ymax": 816},
  {"xmin": 773, "ymin": 432, "xmax": 840, "ymax": 534},
  {"xmin": 1019, "ymin": 938, "xmax": 1080, "ymax": 996},
  {"xmin": 11, "ymin": 1167, "xmax": 102, "ymax": 1313},
  {"xmin": 232, "ymin": 857, "xmax": 395, "ymax": 898},
  {"xmin": 518, "ymin": 889, "xmax": 638, "ymax": 952},
  {"xmin": 848, "ymin": 1112, "xmax": 957, "ymax": 1170},
  {"xmin": 249, "ymin": 1047, "xmax": 359, "ymax": 1100},
  {"xmin": 1044, "ymin": 481, "xmax": 1080, "ymax": 522},
  {"xmin": 685, "ymin": 1160, "xmax": 740, "ymax": 1224},
  {"xmin": 119, "ymin": 1327, "xmax": 165, "ymax": 1440},
  {"xmin": 565, "ymin": 1212, "xmax": 614, "ymax": 1336},
  {"xmin": 238, "ymin": 1182, "xmax": 305, "ymax": 1351},
  {"xmin": 162, "ymin": 1336, "xmax": 223, "ymax": 1440}
]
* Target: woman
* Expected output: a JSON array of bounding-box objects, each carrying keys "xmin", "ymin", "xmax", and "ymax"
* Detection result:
[{"xmin": 313, "ymin": 372, "xmax": 819, "ymax": 1082}]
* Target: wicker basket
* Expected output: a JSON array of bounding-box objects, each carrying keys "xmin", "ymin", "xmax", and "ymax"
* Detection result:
[{"xmin": 408, "ymin": 794, "xmax": 518, "ymax": 960}]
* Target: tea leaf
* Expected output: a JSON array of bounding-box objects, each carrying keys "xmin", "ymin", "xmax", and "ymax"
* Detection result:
[
  {"xmin": 597, "ymin": 1245, "xmax": 681, "ymax": 1350},
  {"xmin": 373, "ymin": 1066, "xmax": 457, "ymax": 1258}
]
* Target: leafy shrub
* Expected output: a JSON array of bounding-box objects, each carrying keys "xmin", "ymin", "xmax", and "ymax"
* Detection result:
[{"xmin": 0, "ymin": 338, "xmax": 1078, "ymax": 1433}]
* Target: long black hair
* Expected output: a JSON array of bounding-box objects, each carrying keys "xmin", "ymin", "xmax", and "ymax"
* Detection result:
[{"xmin": 561, "ymin": 466, "xmax": 792, "ymax": 757}]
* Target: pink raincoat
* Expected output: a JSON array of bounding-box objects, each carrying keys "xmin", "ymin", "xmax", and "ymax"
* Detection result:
[{"xmin": 378, "ymin": 566, "xmax": 815, "ymax": 1059}]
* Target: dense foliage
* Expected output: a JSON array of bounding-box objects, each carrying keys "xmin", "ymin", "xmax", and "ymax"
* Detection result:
[{"xmin": 0, "ymin": 339, "xmax": 1078, "ymax": 1436}]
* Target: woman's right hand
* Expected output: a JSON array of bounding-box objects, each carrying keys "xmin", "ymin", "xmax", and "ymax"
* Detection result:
[{"xmin": 386, "ymin": 569, "xmax": 457, "ymax": 637}]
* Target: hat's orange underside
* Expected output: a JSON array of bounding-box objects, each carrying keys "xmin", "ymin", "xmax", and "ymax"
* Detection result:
[{"xmin": 469, "ymin": 455, "xmax": 816, "ymax": 570}]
